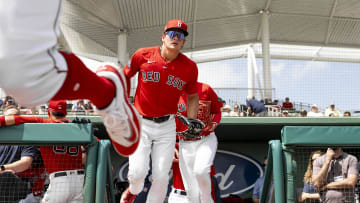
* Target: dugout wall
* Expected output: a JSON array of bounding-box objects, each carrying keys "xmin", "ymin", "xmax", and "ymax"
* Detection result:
[
  {"xmin": 262, "ymin": 126, "xmax": 360, "ymax": 203},
  {"xmin": 0, "ymin": 123, "xmax": 116, "ymax": 203}
]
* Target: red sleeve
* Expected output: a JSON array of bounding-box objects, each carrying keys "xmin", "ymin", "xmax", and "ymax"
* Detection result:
[
  {"xmin": 208, "ymin": 86, "xmax": 222, "ymax": 115},
  {"xmin": 0, "ymin": 116, "xmax": 5, "ymax": 127},
  {"xmin": 14, "ymin": 115, "xmax": 45, "ymax": 125},
  {"xmin": 212, "ymin": 112, "xmax": 222, "ymax": 125},
  {"xmin": 184, "ymin": 63, "xmax": 198, "ymax": 95},
  {"xmin": 122, "ymin": 49, "xmax": 142, "ymax": 96}
]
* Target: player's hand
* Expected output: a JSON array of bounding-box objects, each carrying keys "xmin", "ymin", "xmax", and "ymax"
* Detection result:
[
  {"xmin": 325, "ymin": 148, "xmax": 336, "ymax": 162},
  {"xmin": 203, "ymin": 122, "xmax": 217, "ymax": 132}
]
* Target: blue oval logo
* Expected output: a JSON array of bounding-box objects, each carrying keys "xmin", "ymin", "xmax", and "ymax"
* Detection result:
[
  {"xmin": 117, "ymin": 150, "xmax": 264, "ymax": 197},
  {"xmin": 214, "ymin": 150, "xmax": 264, "ymax": 197}
]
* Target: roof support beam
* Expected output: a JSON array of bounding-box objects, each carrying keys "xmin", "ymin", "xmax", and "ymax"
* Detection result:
[
  {"xmin": 325, "ymin": 0, "xmax": 338, "ymax": 45},
  {"xmin": 117, "ymin": 32, "xmax": 129, "ymax": 68},
  {"xmin": 261, "ymin": 10, "xmax": 272, "ymax": 99},
  {"xmin": 191, "ymin": 0, "xmax": 198, "ymax": 49},
  {"xmin": 257, "ymin": 0, "xmax": 272, "ymax": 41}
]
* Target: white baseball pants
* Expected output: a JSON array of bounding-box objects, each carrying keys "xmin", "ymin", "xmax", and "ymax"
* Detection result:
[
  {"xmin": 179, "ymin": 132, "xmax": 218, "ymax": 203},
  {"xmin": 0, "ymin": 0, "xmax": 67, "ymax": 106},
  {"xmin": 128, "ymin": 115, "xmax": 176, "ymax": 203},
  {"xmin": 168, "ymin": 188, "xmax": 189, "ymax": 203},
  {"xmin": 41, "ymin": 170, "xmax": 84, "ymax": 203}
]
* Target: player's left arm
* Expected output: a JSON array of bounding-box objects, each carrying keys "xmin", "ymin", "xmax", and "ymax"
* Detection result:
[
  {"xmin": 185, "ymin": 63, "xmax": 199, "ymax": 119},
  {"xmin": 186, "ymin": 93, "xmax": 199, "ymax": 118}
]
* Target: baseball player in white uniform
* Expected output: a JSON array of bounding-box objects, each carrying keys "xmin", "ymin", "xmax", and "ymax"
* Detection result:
[
  {"xmin": 176, "ymin": 82, "xmax": 222, "ymax": 203},
  {"xmin": 0, "ymin": 0, "xmax": 141, "ymax": 156},
  {"xmin": 120, "ymin": 19, "xmax": 199, "ymax": 203}
]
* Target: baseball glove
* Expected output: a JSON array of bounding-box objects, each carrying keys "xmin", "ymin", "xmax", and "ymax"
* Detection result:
[{"xmin": 176, "ymin": 114, "xmax": 205, "ymax": 140}]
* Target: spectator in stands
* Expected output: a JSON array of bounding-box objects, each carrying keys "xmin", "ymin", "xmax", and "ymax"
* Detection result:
[
  {"xmin": 281, "ymin": 110, "xmax": 289, "ymax": 117},
  {"xmin": 85, "ymin": 101, "xmax": 94, "ymax": 114},
  {"xmin": 72, "ymin": 100, "xmax": 86, "ymax": 114},
  {"xmin": 272, "ymin": 99, "xmax": 279, "ymax": 106},
  {"xmin": 307, "ymin": 104, "xmax": 323, "ymax": 117},
  {"xmin": 299, "ymin": 150, "xmax": 323, "ymax": 203},
  {"xmin": 0, "ymin": 105, "xmax": 40, "ymax": 202},
  {"xmin": 282, "ymin": 97, "xmax": 293, "ymax": 110},
  {"xmin": 3, "ymin": 96, "xmax": 16, "ymax": 109},
  {"xmin": 324, "ymin": 103, "xmax": 341, "ymax": 117},
  {"xmin": 222, "ymin": 105, "xmax": 232, "ymax": 117},
  {"xmin": 343, "ymin": 111, "xmax": 351, "ymax": 117},
  {"xmin": 246, "ymin": 96, "xmax": 267, "ymax": 117},
  {"xmin": 252, "ymin": 157, "xmax": 268, "ymax": 203},
  {"xmin": 313, "ymin": 147, "xmax": 358, "ymax": 203},
  {"xmin": 264, "ymin": 98, "xmax": 272, "ymax": 105},
  {"xmin": 299, "ymin": 110, "xmax": 307, "ymax": 117},
  {"xmin": 230, "ymin": 104, "xmax": 240, "ymax": 117},
  {"xmin": 0, "ymin": 99, "xmax": 3, "ymax": 110}
]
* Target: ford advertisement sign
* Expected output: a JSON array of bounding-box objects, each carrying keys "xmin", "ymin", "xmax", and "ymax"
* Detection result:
[{"xmin": 117, "ymin": 149, "xmax": 264, "ymax": 197}]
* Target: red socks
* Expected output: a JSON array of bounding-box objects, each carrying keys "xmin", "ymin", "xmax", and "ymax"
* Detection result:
[{"xmin": 52, "ymin": 51, "xmax": 116, "ymax": 109}]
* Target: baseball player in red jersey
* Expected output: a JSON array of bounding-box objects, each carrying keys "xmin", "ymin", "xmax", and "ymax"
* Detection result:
[
  {"xmin": 169, "ymin": 142, "xmax": 218, "ymax": 203},
  {"xmin": 176, "ymin": 82, "xmax": 222, "ymax": 203},
  {"xmin": 0, "ymin": 0, "xmax": 140, "ymax": 157},
  {"xmin": 0, "ymin": 100, "xmax": 85, "ymax": 203},
  {"xmin": 120, "ymin": 19, "xmax": 199, "ymax": 203}
]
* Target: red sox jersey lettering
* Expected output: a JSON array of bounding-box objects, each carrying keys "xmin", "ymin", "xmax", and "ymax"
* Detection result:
[
  {"xmin": 142, "ymin": 71, "xmax": 160, "ymax": 82},
  {"xmin": 123, "ymin": 46, "xmax": 198, "ymax": 117},
  {"xmin": 166, "ymin": 75, "xmax": 186, "ymax": 90}
]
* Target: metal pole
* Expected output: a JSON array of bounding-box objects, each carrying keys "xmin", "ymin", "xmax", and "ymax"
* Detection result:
[
  {"xmin": 248, "ymin": 46, "xmax": 255, "ymax": 98},
  {"xmin": 261, "ymin": 10, "xmax": 273, "ymax": 99},
  {"xmin": 117, "ymin": 31, "xmax": 129, "ymax": 68}
]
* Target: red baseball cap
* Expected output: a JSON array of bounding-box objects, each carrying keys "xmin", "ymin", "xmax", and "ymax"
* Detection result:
[
  {"xmin": 164, "ymin": 19, "xmax": 188, "ymax": 36},
  {"xmin": 48, "ymin": 100, "xmax": 67, "ymax": 115}
]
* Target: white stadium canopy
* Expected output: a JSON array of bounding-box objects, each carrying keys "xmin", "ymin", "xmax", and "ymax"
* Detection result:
[{"xmin": 59, "ymin": 0, "xmax": 360, "ymax": 64}]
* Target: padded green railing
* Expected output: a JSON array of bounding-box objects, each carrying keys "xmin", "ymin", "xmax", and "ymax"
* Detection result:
[{"xmin": 261, "ymin": 140, "xmax": 285, "ymax": 203}]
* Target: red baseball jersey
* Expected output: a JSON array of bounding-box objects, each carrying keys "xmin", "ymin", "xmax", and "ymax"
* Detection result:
[
  {"xmin": 123, "ymin": 46, "xmax": 198, "ymax": 117},
  {"xmin": 12, "ymin": 116, "xmax": 83, "ymax": 174},
  {"xmin": 176, "ymin": 82, "xmax": 223, "ymax": 137}
]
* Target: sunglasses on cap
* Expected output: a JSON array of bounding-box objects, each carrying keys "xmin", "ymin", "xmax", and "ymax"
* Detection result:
[{"xmin": 165, "ymin": 30, "xmax": 185, "ymax": 40}]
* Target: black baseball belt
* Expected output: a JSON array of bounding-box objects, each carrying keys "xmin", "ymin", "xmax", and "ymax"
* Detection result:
[{"xmin": 142, "ymin": 115, "xmax": 170, "ymax": 123}]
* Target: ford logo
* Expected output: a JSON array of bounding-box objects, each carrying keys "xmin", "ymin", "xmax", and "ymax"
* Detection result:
[
  {"xmin": 117, "ymin": 150, "xmax": 264, "ymax": 197},
  {"xmin": 214, "ymin": 150, "xmax": 264, "ymax": 197}
]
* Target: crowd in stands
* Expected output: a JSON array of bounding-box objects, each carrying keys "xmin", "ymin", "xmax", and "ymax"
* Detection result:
[
  {"xmin": 221, "ymin": 96, "xmax": 353, "ymax": 118},
  {"xmin": 0, "ymin": 96, "xmax": 95, "ymax": 116}
]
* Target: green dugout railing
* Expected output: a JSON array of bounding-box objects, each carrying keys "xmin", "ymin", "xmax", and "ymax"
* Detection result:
[{"xmin": 0, "ymin": 123, "xmax": 116, "ymax": 203}]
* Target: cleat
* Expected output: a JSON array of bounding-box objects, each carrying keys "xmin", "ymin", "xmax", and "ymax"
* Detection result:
[
  {"xmin": 120, "ymin": 188, "xmax": 136, "ymax": 203},
  {"xmin": 95, "ymin": 63, "xmax": 141, "ymax": 156}
]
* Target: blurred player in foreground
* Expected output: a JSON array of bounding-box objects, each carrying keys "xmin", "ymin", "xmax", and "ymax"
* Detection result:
[
  {"xmin": 0, "ymin": 100, "xmax": 86, "ymax": 203},
  {"xmin": 0, "ymin": 0, "xmax": 140, "ymax": 157}
]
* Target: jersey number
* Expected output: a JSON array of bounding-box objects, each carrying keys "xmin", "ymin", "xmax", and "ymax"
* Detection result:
[{"xmin": 53, "ymin": 146, "xmax": 79, "ymax": 156}]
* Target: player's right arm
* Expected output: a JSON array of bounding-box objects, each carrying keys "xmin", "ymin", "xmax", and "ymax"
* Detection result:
[
  {"xmin": 122, "ymin": 49, "xmax": 143, "ymax": 96},
  {"xmin": 0, "ymin": 115, "xmax": 45, "ymax": 127}
]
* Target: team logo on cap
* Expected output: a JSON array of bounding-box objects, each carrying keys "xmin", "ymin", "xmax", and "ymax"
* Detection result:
[{"xmin": 177, "ymin": 21, "xmax": 182, "ymax": 27}]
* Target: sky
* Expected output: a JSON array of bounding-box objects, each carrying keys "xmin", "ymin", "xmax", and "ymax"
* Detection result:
[{"xmin": 197, "ymin": 58, "xmax": 360, "ymax": 113}]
